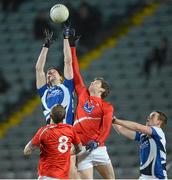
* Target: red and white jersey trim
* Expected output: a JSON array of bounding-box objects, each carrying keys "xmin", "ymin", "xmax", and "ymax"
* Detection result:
[
  {"xmin": 73, "ymin": 117, "xmax": 101, "ymax": 126},
  {"xmin": 39, "ymin": 125, "xmax": 57, "ymax": 141}
]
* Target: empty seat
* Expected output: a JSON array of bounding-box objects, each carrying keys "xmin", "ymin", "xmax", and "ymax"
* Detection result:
[{"xmin": 0, "ymin": 160, "xmax": 12, "ymax": 171}]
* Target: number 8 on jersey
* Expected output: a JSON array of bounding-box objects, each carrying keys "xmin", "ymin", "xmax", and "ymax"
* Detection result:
[{"xmin": 58, "ymin": 136, "xmax": 69, "ymax": 153}]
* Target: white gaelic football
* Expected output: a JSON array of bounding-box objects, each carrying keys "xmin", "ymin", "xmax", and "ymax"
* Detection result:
[{"xmin": 50, "ymin": 4, "xmax": 69, "ymax": 23}]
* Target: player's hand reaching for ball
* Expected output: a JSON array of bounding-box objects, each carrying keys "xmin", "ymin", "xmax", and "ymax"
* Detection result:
[
  {"xmin": 63, "ymin": 23, "xmax": 71, "ymax": 39},
  {"xmin": 86, "ymin": 140, "xmax": 99, "ymax": 152},
  {"xmin": 43, "ymin": 29, "xmax": 55, "ymax": 48},
  {"xmin": 63, "ymin": 23, "xmax": 81, "ymax": 47}
]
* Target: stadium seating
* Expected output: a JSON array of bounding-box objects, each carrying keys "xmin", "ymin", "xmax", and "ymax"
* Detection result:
[{"xmin": 0, "ymin": 0, "xmax": 172, "ymax": 179}]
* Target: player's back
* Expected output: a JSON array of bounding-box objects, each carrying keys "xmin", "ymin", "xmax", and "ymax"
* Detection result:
[{"xmin": 38, "ymin": 123, "xmax": 75, "ymax": 178}]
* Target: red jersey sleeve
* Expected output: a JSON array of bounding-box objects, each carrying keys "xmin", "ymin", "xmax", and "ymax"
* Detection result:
[
  {"xmin": 31, "ymin": 127, "xmax": 44, "ymax": 146},
  {"xmin": 72, "ymin": 128, "xmax": 81, "ymax": 145},
  {"xmin": 71, "ymin": 47, "xmax": 86, "ymax": 95},
  {"xmin": 96, "ymin": 103, "xmax": 114, "ymax": 145}
]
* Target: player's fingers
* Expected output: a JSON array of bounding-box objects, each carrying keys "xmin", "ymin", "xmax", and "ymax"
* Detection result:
[
  {"xmin": 89, "ymin": 148, "xmax": 92, "ymax": 152},
  {"xmin": 44, "ymin": 29, "xmax": 48, "ymax": 36},
  {"xmin": 70, "ymin": 28, "xmax": 75, "ymax": 36},
  {"xmin": 50, "ymin": 31, "xmax": 53, "ymax": 38}
]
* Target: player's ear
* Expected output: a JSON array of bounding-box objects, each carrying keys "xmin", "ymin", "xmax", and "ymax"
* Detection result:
[
  {"xmin": 100, "ymin": 88, "xmax": 105, "ymax": 93},
  {"xmin": 157, "ymin": 119, "xmax": 162, "ymax": 126},
  {"xmin": 50, "ymin": 113, "xmax": 54, "ymax": 119},
  {"xmin": 59, "ymin": 74, "xmax": 65, "ymax": 83}
]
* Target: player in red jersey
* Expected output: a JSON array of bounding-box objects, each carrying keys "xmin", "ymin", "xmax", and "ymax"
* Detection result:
[
  {"xmin": 24, "ymin": 104, "xmax": 82, "ymax": 179},
  {"xmin": 68, "ymin": 29, "xmax": 115, "ymax": 179}
]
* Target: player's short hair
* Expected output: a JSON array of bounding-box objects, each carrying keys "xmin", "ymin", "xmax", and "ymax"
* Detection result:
[
  {"xmin": 95, "ymin": 77, "xmax": 110, "ymax": 99},
  {"xmin": 47, "ymin": 66, "xmax": 63, "ymax": 77},
  {"xmin": 156, "ymin": 111, "xmax": 167, "ymax": 128},
  {"xmin": 50, "ymin": 104, "xmax": 66, "ymax": 124}
]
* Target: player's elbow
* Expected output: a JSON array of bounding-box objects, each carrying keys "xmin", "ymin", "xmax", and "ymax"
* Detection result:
[
  {"xmin": 134, "ymin": 124, "xmax": 143, "ymax": 132},
  {"xmin": 24, "ymin": 145, "xmax": 32, "ymax": 156},
  {"xmin": 64, "ymin": 58, "xmax": 72, "ymax": 64},
  {"xmin": 35, "ymin": 64, "xmax": 42, "ymax": 72},
  {"xmin": 24, "ymin": 149, "xmax": 31, "ymax": 156}
]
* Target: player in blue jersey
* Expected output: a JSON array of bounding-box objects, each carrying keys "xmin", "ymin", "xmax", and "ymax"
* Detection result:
[
  {"xmin": 36, "ymin": 30, "xmax": 74, "ymax": 125},
  {"xmin": 112, "ymin": 111, "xmax": 167, "ymax": 179}
]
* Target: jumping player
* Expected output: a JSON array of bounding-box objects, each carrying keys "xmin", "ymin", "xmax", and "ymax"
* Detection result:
[
  {"xmin": 24, "ymin": 104, "xmax": 82, "ymax": 179},
  {"xmin": 112, "ymin": 111, "xmax": 168, "ymax": 179},
  {"xmin": 69, "ymin": 29, "xmax": 115, "ymax": 179},
  {"xmin": 36, "ymin": 30, "xmax": 74, "ymax": 125}
]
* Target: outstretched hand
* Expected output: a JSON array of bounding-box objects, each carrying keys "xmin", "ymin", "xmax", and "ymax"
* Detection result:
[
  {"xmin": 63, "ymin": 23, "xmax": 81, "ymax": 47},
  {"xmin": 63, "ymin": 24, "xmax": 71, "ymax": 39},
  {"xmin": 43, "ymin": 29, "xmax": 55, "ymax": 48},
  {"xmin": 69, "ymin": 29, "xmax": 81, "ymax": 47}
]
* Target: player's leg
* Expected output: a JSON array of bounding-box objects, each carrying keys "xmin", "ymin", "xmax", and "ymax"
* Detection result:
[
  {"xmin": 69, "ymin": 154, "xmax": 80, "ymax": 179},
  {"xmin": 92, "ymin": 146, "xmax": 115, "ymax": 179},
  {"xmin": 78, "ymin": 167, "xmax": 93, "ymax": 179},
  {"xmin": 95, "ymin": 162, "xmax": 115, "ymax": 179},
  {"xmin": 77, "ymin": 148, "xmax": 94, "ymax": 179}
]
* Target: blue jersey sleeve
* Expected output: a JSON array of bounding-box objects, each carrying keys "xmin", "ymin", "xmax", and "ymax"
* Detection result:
[
  {"xmin": 37, "ymin": 84, "xmax": 48, "ymax": 97},
  {"xmin": 135, "ymin": 131, "xmax": 142, "ymax": 141},
  {"xmin": 63, "ymin": 78, "xmax": 74, "ymax": 93}
]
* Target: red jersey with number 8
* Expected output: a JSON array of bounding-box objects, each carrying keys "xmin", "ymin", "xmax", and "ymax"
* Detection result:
[{"xmin": 31, "ymin": 123, "xmax": 80, "ymax": 179}]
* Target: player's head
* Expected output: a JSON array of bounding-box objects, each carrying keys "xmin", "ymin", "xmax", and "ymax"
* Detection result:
[
  {"xmin": 146, "ymin": 111, "xmax": 167, "ymax": 128},
  {"xmin": 46, "ymin": 66, "xmax": 63, "ymax": 86},
  {"xmin": 50, "ymin": 104, "xmax": 66, "ymax": 124},
  {"xmin": 88, "ymin": 77, "xmax": 109, "ymax": 99}
]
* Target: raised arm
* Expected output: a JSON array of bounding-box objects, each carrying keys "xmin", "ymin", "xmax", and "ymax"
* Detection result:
[
  {"xmin": 36, "ymin": 47, "xmax": 48, "ymax": 89},
  {"xmin": 113, "ymin": 116, "xmax": 152, "ymax": 136},
  {"xmin": 63, "ymin": 38, "xmax": 73, "ymax": 80},
  {"xmin": 63, "ymin": 26, "xmax": 86, "ymax": 95},
  {"xmin": 71, "ymin": 47, "xmax": 86, "ymax": 95},
  {"xmin": 36, "ymin": 30, "xmax": 54, "ymax": 89}
]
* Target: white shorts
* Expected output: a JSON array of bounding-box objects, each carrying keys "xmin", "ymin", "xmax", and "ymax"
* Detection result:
[
  {"xmin": 38, "ymin": 176, "xmax": 59, "ymax": 180},
  {"xmin": 139, "ymin": 174, "xmax": 161, "ymax": 180},
  {"xmin": 76, "ymin": 146, "xmax": 111, "ymax": 171}
]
